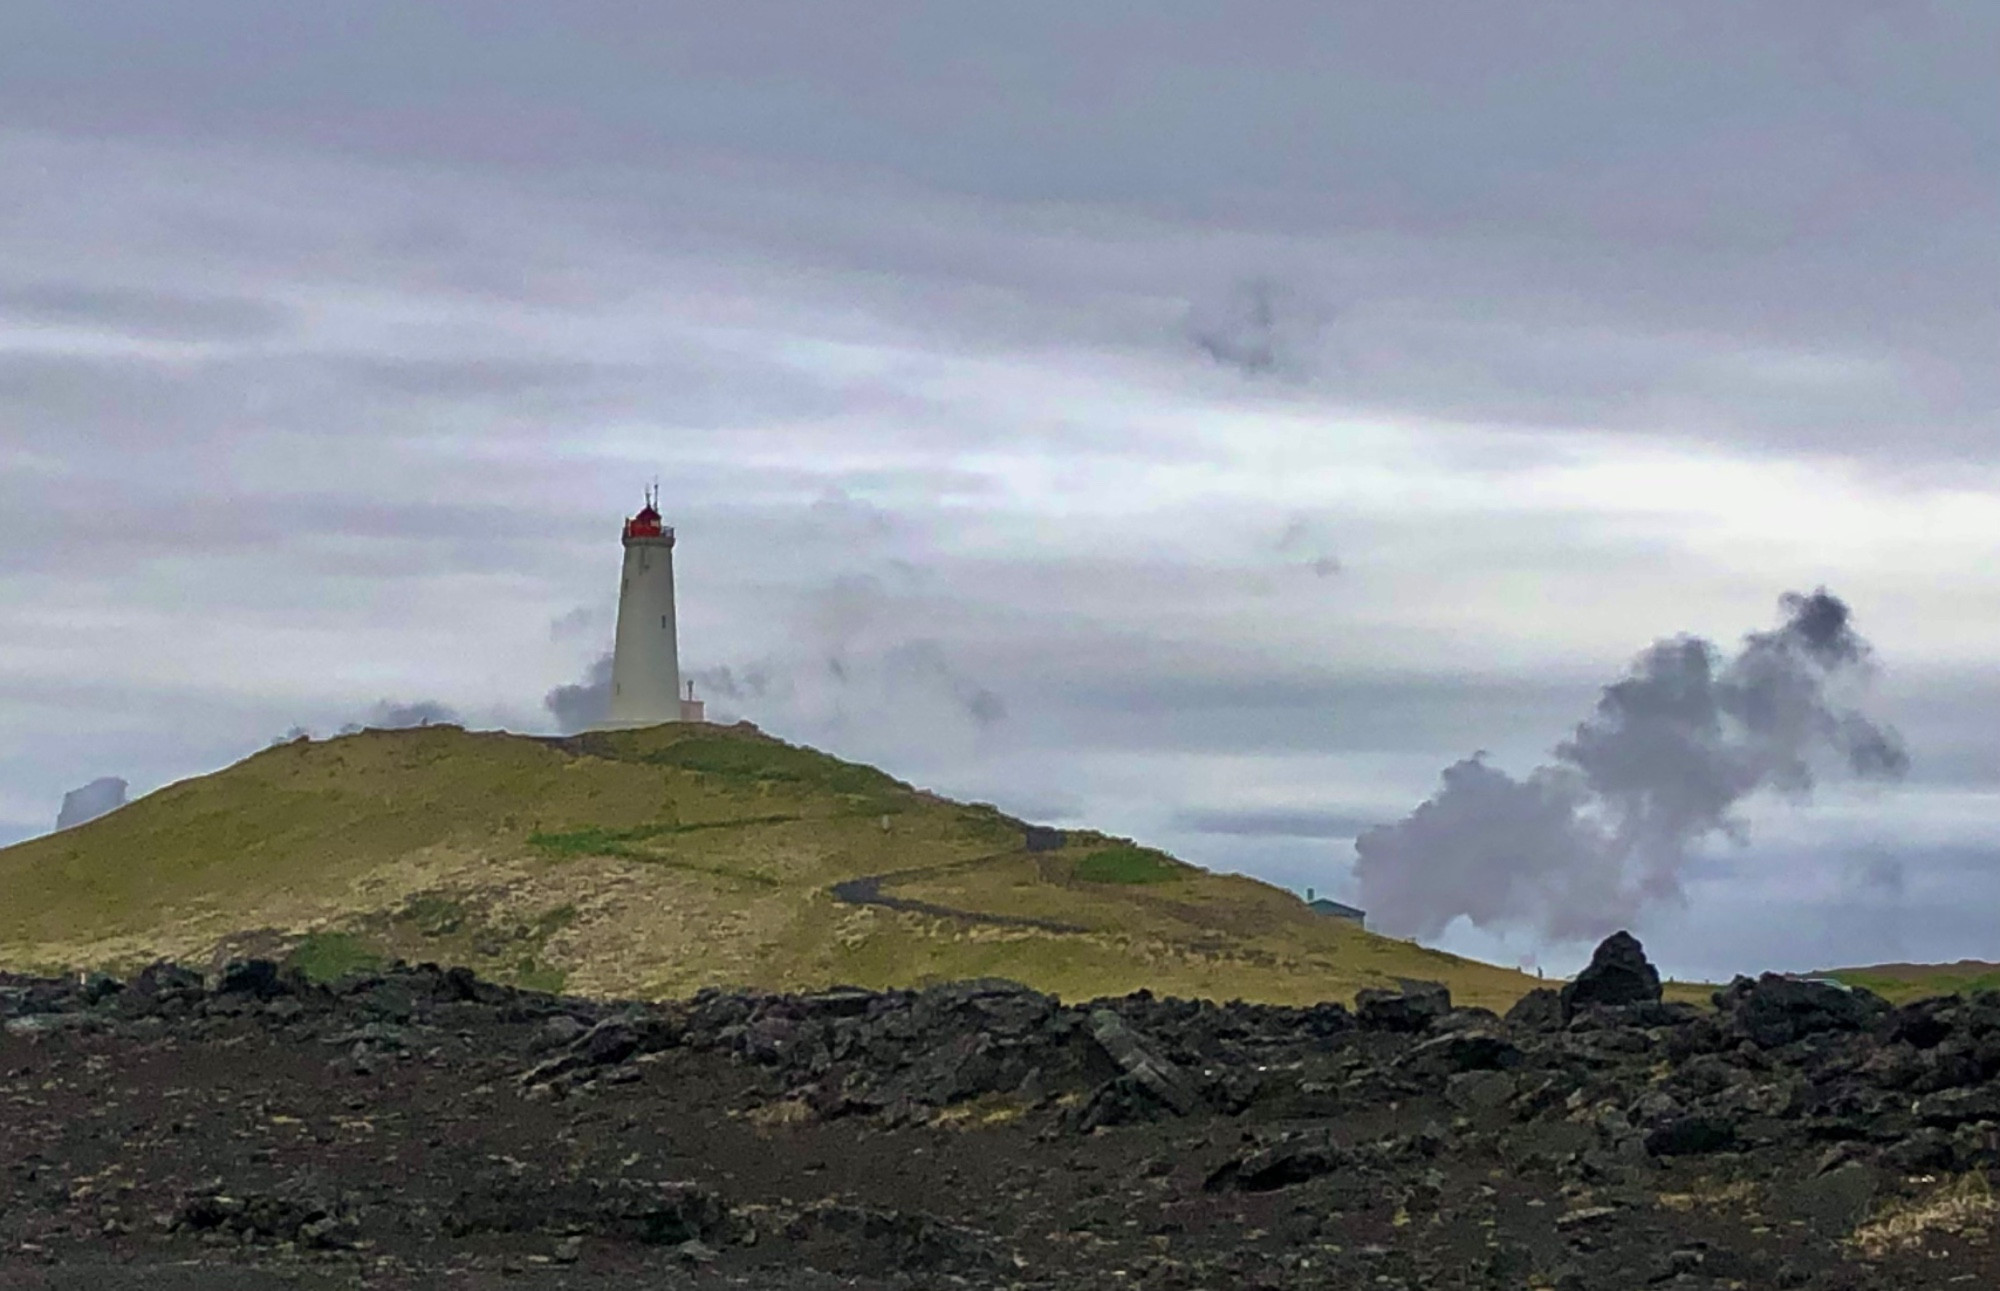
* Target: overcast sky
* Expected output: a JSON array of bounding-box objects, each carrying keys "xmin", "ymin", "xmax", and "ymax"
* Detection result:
[{"xmin": 2, "ymin": 2, "xmax": 1996, "ymax": 980}]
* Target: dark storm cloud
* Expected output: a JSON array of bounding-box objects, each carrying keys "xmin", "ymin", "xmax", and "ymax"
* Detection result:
[{"xmin": 1353, "ymin": 590, "xmax": 1909, "ymax": 944}]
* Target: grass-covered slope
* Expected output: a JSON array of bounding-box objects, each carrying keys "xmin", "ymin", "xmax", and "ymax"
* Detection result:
[
  {"xmin": 1824, "ymin": 961, "xmax": 2000, "ymax": 1004},
  {"xmin": 0, "ymin": 723, "xmax": 1540, "ymax": 1009}
]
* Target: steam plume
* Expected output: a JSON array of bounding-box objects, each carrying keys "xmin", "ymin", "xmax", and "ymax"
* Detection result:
[
  {"xmin": 1187, "ymin": 277, "xmax": 1329, "ymax": 379},
  {"xmin": 1355, "ymin": 589, "xmax": 1908, "ymax": 942},
  {"xmin": 540, "ymin": 572, "xmax": 1005, "ymax": 736},
  {"xmin": 543, "ymin": 653, "xmax": 613, "ymax": 734}
]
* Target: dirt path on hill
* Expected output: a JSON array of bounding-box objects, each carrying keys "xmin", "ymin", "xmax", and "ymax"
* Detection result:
[{"xmin": 828, "ymin": 852, "xmax": 1089, "ymax": 934}]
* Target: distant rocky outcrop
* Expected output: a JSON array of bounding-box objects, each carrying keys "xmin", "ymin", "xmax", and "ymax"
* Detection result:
[{"xmin": 55, "ymin": 776, "xmax": 126, "ymax": 830}]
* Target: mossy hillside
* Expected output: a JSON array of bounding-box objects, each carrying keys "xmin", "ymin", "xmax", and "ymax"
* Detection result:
[
  {"xmin": 286, "ymin": 892, "xmax": 581, "ymax": 992},
  {"xmin": 284, "ymin": 931, "xmax": 385, "ymax": 983},
  {"xmin": 1070, "ymin": 843, "xmax": 1186, "ymax": 885},
  {"xmin": 0, "ymin": 722, "xmax": 1543, "ymax": 1009}
]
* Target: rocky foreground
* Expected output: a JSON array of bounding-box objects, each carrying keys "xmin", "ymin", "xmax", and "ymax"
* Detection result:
[{"xmin": 5, "ymin": 936, "xmax": 2000, "ymax": 1289}]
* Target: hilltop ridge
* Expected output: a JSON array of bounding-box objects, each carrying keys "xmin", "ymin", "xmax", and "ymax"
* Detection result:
[{"xmin": 0, "ymin": 722, "xmax": 1537, "ymax": 1008}]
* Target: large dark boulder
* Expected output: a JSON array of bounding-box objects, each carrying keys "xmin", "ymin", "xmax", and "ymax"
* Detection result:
[
  {"xmin": 117, "ymin": 961, "xmax": 205, "ymax": 1018},
  {"xmin": 1203, "ymin": 1130, "xmax": 1352, "ymax": 1192},
  {"xmin": 1087, "ymin": 1009, "xmax": 1199, "ymax": 1115},
  {"xmin": 1356, "ymin": 981, "xmax": 1451, "ymax": 1033},
  {"xmin": 1400, "ymin": 1028, "xmax": 1524, "ymax": 1076},
  {"xmin": 214, "ymin": 959, "xmax": 287, "ymax": 1000},
  {"xmin": 1504, "ymin": 988, "xmax": 1565, "ymax": 1031},
  {"xmin": 446, "ymin": 1177, "xmax": 734, "ymax": 1247},
  {"xmin": 1885, "ymin": 997, "xmax": 1958, "ymax": 1050},
  {"xmin": 1644, "ymin": 1114, "xmax": 1740, "ymax": 1157},
  {"xmin": 1560, "ymin": 932, "xmax": 1661, "ymax": 1018},
  {"xmin": 1716, "ymin": 974, "xmax": 1887, "ymax": 1048}
]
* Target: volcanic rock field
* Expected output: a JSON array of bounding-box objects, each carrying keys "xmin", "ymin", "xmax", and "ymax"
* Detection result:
[{"xmin": 6, "ymin": 934, "xmax": 2000, "ymax": 1288}]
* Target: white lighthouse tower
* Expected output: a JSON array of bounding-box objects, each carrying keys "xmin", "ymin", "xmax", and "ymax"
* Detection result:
[{"xmin": 599, "ymin": 488, "xmax": 703, "ymax": 728}]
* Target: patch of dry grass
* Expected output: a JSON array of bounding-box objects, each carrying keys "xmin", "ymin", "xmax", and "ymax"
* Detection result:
[
  {"xmin": 1655, "ymin": 1180, "xmax": 1760, "ymax": 1212},
  {"xmin": 1850, "ymin": 1173, "xmax": 2000, "ymax": 1257},
  {"xmin": 739, "ymin": 1099, "xmax": 817, "ymax": 1131},
  {"xmin": 925, "ymin": 1093, "xmax": 1032, "ymax": 1130}
]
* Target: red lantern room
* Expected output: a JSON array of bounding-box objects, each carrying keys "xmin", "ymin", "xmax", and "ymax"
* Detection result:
[
  {"xmin": 622, "ymin": 484, "xmax": 672, "ymax": 543},
  {"xmin": 624, "ymin": 503, "xmax": 663, "ymax": 540}
]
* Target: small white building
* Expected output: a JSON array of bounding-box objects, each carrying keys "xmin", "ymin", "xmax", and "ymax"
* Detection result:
[{"xmin": 598, "ymin": 489, "xmax": 705, "ymax": 729}]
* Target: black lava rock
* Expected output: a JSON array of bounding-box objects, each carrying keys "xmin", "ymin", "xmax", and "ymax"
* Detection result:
[
  {"xmin": 1356, "ymin": 981, "xmax": 1450, "ymax": 1033},
  {"xmin": 214, "ymin": 959, "xmax": 286, "ymax": 1000},
  {"xmin": 1560, "ymin": 931, "xmax": 1661, "ymax": 1018},
  {"xmin": 1644, "ymin": 1114, "xmax": 1740, "ymax": 1157},
  {"xmin": 1504, "ymin": 988, "xmax": 1565, "ymax": 1031},
  {"xmin": 1716, "ymin": 974, "xmax": 1887, "ymax": 1048}
]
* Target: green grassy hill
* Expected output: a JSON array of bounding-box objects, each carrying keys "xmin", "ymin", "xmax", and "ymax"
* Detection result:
[
  {"xmin": 1823, "ymin": 961, "xmax": 2000, "ymax": 1004},
  {"xmin": 0, "ymin": 722, "xmax": 1541, "ymax": 1009}
]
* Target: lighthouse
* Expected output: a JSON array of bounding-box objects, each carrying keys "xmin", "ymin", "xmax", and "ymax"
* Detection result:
[{"xmin": 599, "ymin": 488, "xmax": 703, "ymax": 728}]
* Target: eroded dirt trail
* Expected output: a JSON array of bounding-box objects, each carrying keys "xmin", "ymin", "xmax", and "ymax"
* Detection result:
[{"xmin": 827, "ymin": 850, "xmax": 1087, "ymax": 934}]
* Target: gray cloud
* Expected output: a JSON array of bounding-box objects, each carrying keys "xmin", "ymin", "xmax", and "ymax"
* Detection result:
[
  {"xmin": 882, "ymin": 641, "xmax": 1007, "ymax": 729},
  {"xmin": 688, "ymin": 663, "xmax": 778, "ymax": 707},
  {"xmin": 0, "ymin": 280, "xmax": 292, "ymax": 341},
  {"xmin": 799, "ymin": 576, "xmax": 1008, "ymax": 731},
  {"xmin": 1355, "ymin": 590, "xmax": 1909, "ymax": 943},
  {"xmin": 1172, "ymin": 808, "xmax": 1381, "ymax": 840},
  {"xmin": 333, "ymin": 356, "xmax": 627, "ymax": 402},
  {"xmin": 807, "ymin": 488, "xmax": 897, "ymax": 545},
  {"xmin": 548, "ymin": 607, "xmax": 601, "ymax": 643},
  {"xmin": 1, "ymin": 4, "xmax": 1994, "ymax": 466},
  {"xmin": 55, "ymin": 776, "xmax": 126, "ymax": 830}
]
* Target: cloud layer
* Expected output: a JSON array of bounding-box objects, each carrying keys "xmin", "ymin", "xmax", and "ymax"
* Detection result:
[{"xmin": 2, "ymin": 5, "xmax": 1998, "ymax": 978}]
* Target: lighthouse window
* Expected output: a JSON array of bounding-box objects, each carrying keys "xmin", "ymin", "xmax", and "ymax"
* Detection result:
[{"xmin": 661, "ymin": 615, "xmax": 669, "ymax": 629}]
